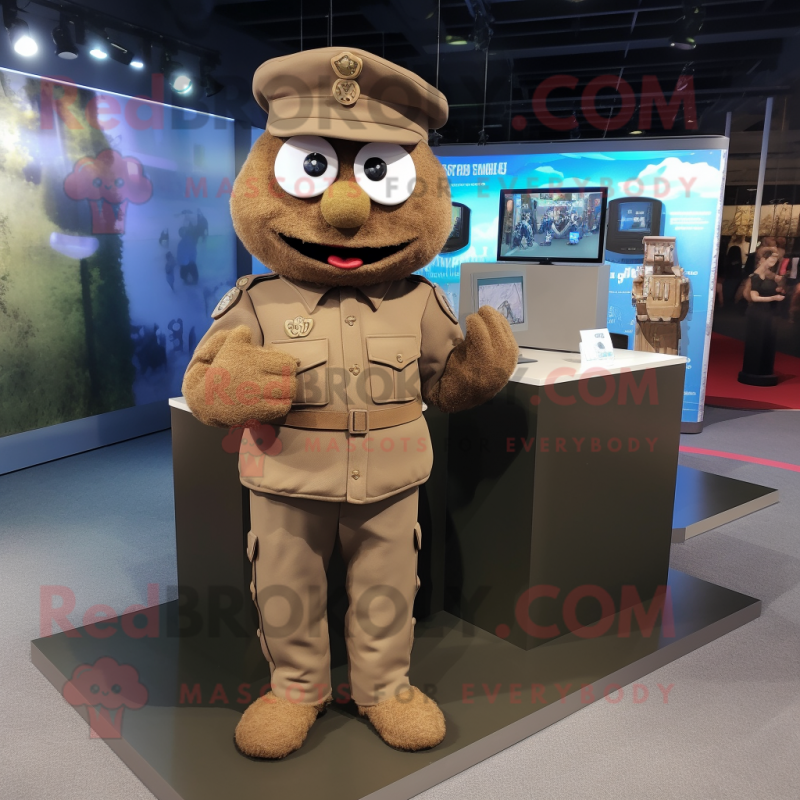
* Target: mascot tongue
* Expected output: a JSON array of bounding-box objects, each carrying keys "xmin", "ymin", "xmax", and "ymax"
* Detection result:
[{"xmin": 327, "ymin": 254, "xmax": 363, "ymax": 269}]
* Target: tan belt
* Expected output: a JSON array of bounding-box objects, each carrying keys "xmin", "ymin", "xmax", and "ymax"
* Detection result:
[{"xmin": 281, "ymin": 400, "xmax": 423, "ymax": 435}]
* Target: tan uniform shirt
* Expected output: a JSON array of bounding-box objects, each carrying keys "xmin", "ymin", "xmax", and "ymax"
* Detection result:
[{"xmin": 188, "ymin": 274, "xmax": 464, "ymax": 504}]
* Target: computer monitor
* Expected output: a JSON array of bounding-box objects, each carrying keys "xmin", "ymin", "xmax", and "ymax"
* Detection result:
[
  {"xmin": 497, "ymin": 187, "xmax": 608, "ymax": 264},
  {"xmin": 441, "ymin": 202, "xmax": 471, "ymax": 253},
  {"xmin": 605, "ymin": 197, "xmax": 664, "ymax": 260},
  {"xmin": 472, "ymin": 271, "xmax": 528, "ymax": 334},
  {"xmin": 459, "ymin": 261, "xmax": 609, "ymax": 352}
]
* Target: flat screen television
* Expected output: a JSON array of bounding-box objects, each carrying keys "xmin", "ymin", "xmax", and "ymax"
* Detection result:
[
  {"xmin": 605, "ymin": 197, "xmax": 664, "ymax": 259},
  {"xmin": 441, "ymin": 201, "xmax": 470, "ymax": 253},
  {"xmin": 497, "ymin": 187, "xmax": 608, "ymax": 264}
]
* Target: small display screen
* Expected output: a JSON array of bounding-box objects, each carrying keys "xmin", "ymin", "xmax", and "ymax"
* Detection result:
[
  {"xmin": 617, "ymin": 201, "xmax": 653, "ymax": 233},
  {"xmin": 442, "ymin": 202, "xmax": 470, "ymax": 253},
  {"xmin": 498, "ymin": 188, "xmax": 606, "ymax": 263},
  {"xmin": 449, "ymin": 205, "xmax": 463, "ymax": 239},
  {"xmin": 477, "ymin": 276, "xmax": 524, "ymax": 324}
]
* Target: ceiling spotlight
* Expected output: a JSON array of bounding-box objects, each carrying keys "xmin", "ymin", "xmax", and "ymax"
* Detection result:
[
  {"xmin": 161, "ymin": 51, "xmax": 193, "ymax": 94},
  {"xmin": 170, "ymin": 64, "xmax": 192, "ymax": 93},
  {"xmin": 52, "ymin": 16, "xmax": 78, "ymax": 59},
  {"xmin": 129, "ymin": 41, "xmax": 149, "ymax": 69},
  {"xmin": 669, "ymin": 4, "xmax": 704, "ymax": 50},
  {"xmin": 168, "ymin": 62, "xmax": 192, "ymax": 93},
  {"xmin": 106, "ymin": 38, "xmax": 133, "ymax": 66},
  {"xmin": 200, "ymin": 63, "xmax": 223, "ymax": 97},
  {"xmin": 629, "ymin": 130, "xmax": 643, "ymax": 135},
  {"xmin": 7, "ymin": 17, "xmax": 38, "ymax": 56},
  {"xmin": 202, "ymin": 73, "xmax": 223, "ymax": 97},
  {"xmin": 86, "ymin": 29, "xmax": 133, "ymax": 64},
  {"xmin": 669, "ymin": 34, "xmax": 696, "ymax": 50}
]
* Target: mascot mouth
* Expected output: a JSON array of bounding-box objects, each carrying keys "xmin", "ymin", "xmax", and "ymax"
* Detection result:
[{"xmin": 279, "ymin": 234, "xmax": 412, "ymax": 270}]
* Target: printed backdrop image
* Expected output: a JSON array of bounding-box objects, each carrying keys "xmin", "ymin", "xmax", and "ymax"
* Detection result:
[
  {"xmin": 0, "ymin": 68, "xmax": 237, "ymax": 438},
  {"xmin": 423, "ymin": 145, "xmax": 727, "ymax": 425}
]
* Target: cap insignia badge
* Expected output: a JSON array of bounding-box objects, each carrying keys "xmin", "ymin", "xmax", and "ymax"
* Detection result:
[
  {"xmin": 332, "ymin": 79, "xmax": 360, "ymax": 106},
  {"xmin": 331, "ymin": 52, "xmax": 362, "ymax": 79},
  {"xmin": 285, "ymin": 316, "xmax": 314, "ymax": 338}
]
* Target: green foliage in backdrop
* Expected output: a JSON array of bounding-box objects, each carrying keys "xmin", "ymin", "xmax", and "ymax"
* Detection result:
[{"xmin": 0, "ymin": 74, "xmax": 134, "ymax": 437}]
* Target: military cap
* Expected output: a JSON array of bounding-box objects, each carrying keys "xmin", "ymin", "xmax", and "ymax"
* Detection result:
[{"xmin": 252, "ymin": 47, "xmax": 448, "ymax": 145}]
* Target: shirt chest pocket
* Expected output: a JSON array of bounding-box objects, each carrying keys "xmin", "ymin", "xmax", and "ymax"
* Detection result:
[
  {"xmin": 366, "ymin": 335, "xmax": 421, "ymax": 404},
  {"xmin": 271, "ymin": 338, "xmax": 329, "ymax": 406}
]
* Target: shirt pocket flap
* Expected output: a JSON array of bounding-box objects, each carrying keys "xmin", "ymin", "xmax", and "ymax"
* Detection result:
[
  {"xmin": 271, "ymin": 338, "xmax": 328, "ymax": 374},
  {"xmin": 366, "ymin": 335, "xmax": 420, "ymax": 371}
]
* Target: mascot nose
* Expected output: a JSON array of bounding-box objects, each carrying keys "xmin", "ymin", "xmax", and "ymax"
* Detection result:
[{"xmin": 320, "ymin": 180, "xmax": 371, "ymax": 229}]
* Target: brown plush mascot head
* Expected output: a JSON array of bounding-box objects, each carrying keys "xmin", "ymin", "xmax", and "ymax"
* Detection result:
[{"xmin": 231, "ymin": 47, "xmax": 452, "ymax": 288}]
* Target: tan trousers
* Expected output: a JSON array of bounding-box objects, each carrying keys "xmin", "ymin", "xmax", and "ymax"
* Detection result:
[{"xmin": 247, "ymin": 487, "xmax": 421, "ymax": 707}]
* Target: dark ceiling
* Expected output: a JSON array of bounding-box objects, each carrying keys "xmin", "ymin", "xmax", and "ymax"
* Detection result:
[{"xmin": 212, "ymin": 0, "xmax": 800, "ymax": 144}]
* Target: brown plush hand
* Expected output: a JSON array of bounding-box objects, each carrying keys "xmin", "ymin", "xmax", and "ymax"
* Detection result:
[
  {"xmin": 182, "ymin": 325, "xmax": 298, "ymax": 427},
  {"xmin": 467, "ymin": 304, "xmax": 520, "ymax": 375},
  {"xmin": 427, "ymin": 305, "xmax": 519, "ymax": 413}
]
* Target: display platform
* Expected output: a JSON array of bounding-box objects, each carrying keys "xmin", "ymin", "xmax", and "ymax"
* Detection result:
[
  {"xmin": 672, "ymin": 465, "xmax": 779, "ymax": 543},
  {"xmin": 32, "ymin": 569, "xmax": 759, "ymax": 800},
  {"xmin": 447, "ymin": 347, "xmax": 686, "ymax": 649}
]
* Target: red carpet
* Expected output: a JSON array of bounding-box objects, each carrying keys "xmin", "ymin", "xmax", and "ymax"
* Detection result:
[
  {"xmin": 704, "ymin": 333, "xmax": 800, "ymax": 410},
  {"xmin": 679, "ymin": 445, "xmax": 800, "ymax": 472}
]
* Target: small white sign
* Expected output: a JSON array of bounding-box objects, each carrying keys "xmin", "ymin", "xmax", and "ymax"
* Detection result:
[{"xmin": 579, "ymin": 328, "xmax": 615, "ymax": 365}]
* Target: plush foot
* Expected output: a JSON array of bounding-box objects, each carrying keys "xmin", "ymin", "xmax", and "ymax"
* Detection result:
[
  {"xmin": 358, "ymin": 686, "xmax": 446, "ymax": 751},
  {"xmin": 234, "ymin": 691, "xmax": 329, "ymax": 759}
]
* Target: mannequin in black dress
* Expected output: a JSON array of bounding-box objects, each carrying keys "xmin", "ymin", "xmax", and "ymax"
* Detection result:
[{"xmin": 738, "ymin": 248, "xmax": 786, "ymax": 386}]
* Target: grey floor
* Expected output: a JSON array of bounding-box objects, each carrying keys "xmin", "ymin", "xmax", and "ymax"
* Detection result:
[{"xmin": 1, "ymin": 408, "xmax": 798, "ymax": 799}]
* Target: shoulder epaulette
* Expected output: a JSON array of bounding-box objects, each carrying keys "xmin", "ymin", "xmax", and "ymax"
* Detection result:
[
  {"xmin": 408, "ymin": 274, "xmax": 458, "ymax": 323},
  {"xmin": 237, "ymin": 272, "xmax": 279, "ymax": 292},
  {"xmin": 210, "ymin": 273, "xmax": 278, "ymax": 319}
]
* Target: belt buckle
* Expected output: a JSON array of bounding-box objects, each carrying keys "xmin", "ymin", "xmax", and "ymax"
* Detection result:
[{"xmin": 348, "ymin": 409, "xmax": 369, "ymax": 436}]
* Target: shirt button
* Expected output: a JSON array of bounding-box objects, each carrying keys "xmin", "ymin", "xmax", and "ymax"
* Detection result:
[
  {"xmin": 349, "ymin": 364, "xmax": 361, "ymax": 376},
  {"xmin": 345, "ymin": 315, "xmax": 356, "ymax": 326},
  {"xmin": 396, "ymin": 354, "xmax": 404, "ymax": 363},
  {"xmin": 351, "ymin": 470, "xmax": 360, "ymax": 480}
]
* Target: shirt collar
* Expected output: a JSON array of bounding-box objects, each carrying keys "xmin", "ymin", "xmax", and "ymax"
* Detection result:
[
  {"xmin": 281, "ymin": 276, "xmax": 393, "ymax": 313},
  {"xmin": 357, "ymin": 281, "xmax": 394, "ymax": 311}
]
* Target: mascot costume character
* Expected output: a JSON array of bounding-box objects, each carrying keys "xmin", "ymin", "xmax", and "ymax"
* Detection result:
[{"xmin": 182, "ymin": 47, "xmax": 519, "ymax": 758}]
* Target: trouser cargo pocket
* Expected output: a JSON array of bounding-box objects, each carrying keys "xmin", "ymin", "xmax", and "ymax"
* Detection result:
[
  {"xmin": 410, "ymin": 523, "xmax": 422, "ymax": 652},
  {"xmin": 247, "ymin": 530, "xmax": 275, "ymax": 668}
]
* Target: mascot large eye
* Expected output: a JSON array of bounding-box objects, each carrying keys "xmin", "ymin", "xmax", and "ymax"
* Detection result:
[
  {"xmin": 354, "ymin": 143, "xmax": 416, "ymax": 206},
  {"xmin": 274, "ymin": 136, "xmax": 338, "ymax": 199}
]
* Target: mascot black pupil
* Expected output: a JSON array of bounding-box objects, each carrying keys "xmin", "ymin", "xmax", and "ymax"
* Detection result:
[
  {"xmin": 303, "ymin": 153, "xmax": 327, "ymax": 177},
  {"xmin": 364, "ymin": 157, "xmax": 387, "ymax": 181}
]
